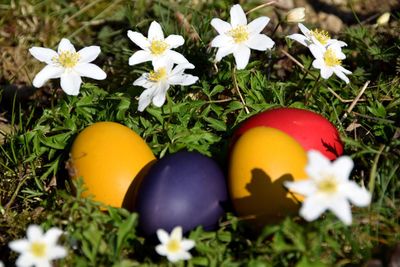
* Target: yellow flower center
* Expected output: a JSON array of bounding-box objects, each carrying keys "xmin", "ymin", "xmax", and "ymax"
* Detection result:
[
  {"xmin": 166, "ymin": 239, "xmax": 181, "ymax": 253},
  {"xmin": 148, "ymin": 67, "xmax": 167, "ymax": 82},
  {"xmin": 31, "ymin": 242, "xmax": 47, "ymax": 257},
  {"xmin": 310, "ymin": 29, "xmax": 330, "ymax": 45},
  {"xmin": 317, "ymin": 176, "xmax": 338, "ymax": 194},
  {"xmin": 150, "ymin": 40, "xmax": 168, "ymax": 55},
  {"xmin": 323, "ymin": 48, "xmax": 342, "ymax": 67},
  {"xmin": 229, "ymin": 25, "xmax": 249, "ymax": 43},
  {"xmin": 54, "ymin": 51, "xmax": 80, "ymax": 68}
]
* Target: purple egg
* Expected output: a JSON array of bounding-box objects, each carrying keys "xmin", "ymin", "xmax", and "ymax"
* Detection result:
[{"xmin": 135, "ymin": 151, "xmax": 228, "ymax": 236}]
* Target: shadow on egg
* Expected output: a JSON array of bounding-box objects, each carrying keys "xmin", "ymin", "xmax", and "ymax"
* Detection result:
[
  {"xmin": 122, "ymin": 159, "xmax": 157, "ymax": 212},
  {"xmin": 232, "ymin": 168, "xmax": 300, "ymax": 229}
]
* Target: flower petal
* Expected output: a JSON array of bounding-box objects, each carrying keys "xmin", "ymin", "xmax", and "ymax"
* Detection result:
[
  {"xmin": 284, "ymin": 180, "xmax": 317, "ymax": 197},
  {"xmin": 337, "ymin": 65, "xmax": 352, "ymax": 74},
  {"xmin": 327, "ymin": 197, "xmax": 352, "ymax": 225},
  {"xmin": 9, "ymin": 240, "xmax": 29, "ymax": 253},
  {"xmin": 167, "ymin": 253, "xmax": 182, "ymax": 263},
  {"xmin": 327, "ymin": 39, "xmax": 347, "ymax": 47},
  {"xmin": 32, "ymin": 65, "xmax": 64, "ymax": 88},
  {"xmin": 215, "ymin": 45, "xmax": 234, "ymax": 61},
  {"xmin": 342, "ymin": 181, "xmax": 371, "ymax": 207},
  {"xmin": 127, "ymin": 30, "xmax": 150, "ymax": 50},
  {"xmin": 15, "ymin": 253, "xmax": 35, "ymax": 267},
  {"xmin": 169, "ymin": 74, "xmax": 198, "ymax": 86},
  {"xmin": 60, "ymin": 72, "xmax": 82, "ymax": 95},
  {"xmin": 180, "ymin": 251, "xmax": 192, "ymax": 260},
  {"xmin": 48, "ymin": 246, "xmax": 68, "ymax": 260},
  {"xmin": 230, "ymin": 4, "xmax": 247, "ymax": 27},
  {"xmin": 211, "ymin": 35, "xmax": 232, "ymax": 48},
  {"xmin": 156, "ymin": 229, "xmax": 170, "ymax": 244},
  {"xmin": 170, "ymin": 226, "xmax": 183, "ymax": 240},
  {"xmin": 170, "ymin": 63, "xmax": 195, "ymax": 76},
  {"xmin": 211, "ymin": 18, "xmax": 232, "ymax": 34},
  {"xmin": 331, "ymin": 155, "xmax": 353, "ymax": 181},
  {"xmin": 287, "ymin": 33, "xmax": 308, "ymax": 47},
  {"xmin": 233, "ymin": 46, "xmax": 251, "ymax": 70},
  {"xmin": 148, "ymin": 21, "xmax": 164, "ymax": 40},
  {"xmin": 152, "ymin": 84, "xmax": 169, "ymax": 107},
  {"xmin": 299, "ymin": 195, "xmax": 328, "ymax": 221},
  {"xmin": 305, "ymin": 150, "xmax": 332, "ymax": 181},
  {"xmin": 298, "ymin": 23, "xmax": 310, "ymax": 35},
  {"xmin": 181, "ymin": 240, "xmax": 195, "ymax": 250},
  {"xmin": 247, "ymin": 16, "xmax": 270, "ymax": 34},
  {"xmin": 129, "ymin": 50, "xmax": 152, "ymax": 66},
  {"xmin": 27, "ymin": 225, "xmax": 44, "ymax": 241},
  {"xmin": 74, "ymin": 63, "xmax": 106, "ymax": 80},
  {"xmin": 164, "ymin": 50, "xmax": 189, "ymax": 65},
  {"xmin": 58, "ymin": 38, "xmax": 75, "ymax": 53},
  {"xmin": 155, "ymin": 244, "xmax": 168, "ymax": 256},
  {"xmin": 78, "ymin": 46, "xmax": 101, "ymax": 63},
  {"xmin": 44, "ymin": 227, "xmax": 63, "ymax": 245},
  {"xmin": 246, "ymin": 34, "xmax": 274, "ymax": 51},
  {"xmin": 29, "ymin": 47, "xmax": 58, "ymax": 64},
  {"xmin": 333, "ymin": 68, "xmax": 350, "ymax": 84},
  {"xmin": 309, "ymin": 44, "xmax": 324, "ymax": 59},
  {"xmin": 138, "ymin": 87, "xmax": 156, "ymax": 112},
  {"xmin": 164, "ymin": 35, "xmax": 184, "ymax": 48},
  {"xmin": 320, "ymin": 66, "xmax": 334, "ymax": 79}
]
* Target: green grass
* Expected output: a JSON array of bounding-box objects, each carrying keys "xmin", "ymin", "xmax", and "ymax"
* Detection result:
[{"xmin": 1, "ymin": 0, "xmax": 400, "ymax": 266}]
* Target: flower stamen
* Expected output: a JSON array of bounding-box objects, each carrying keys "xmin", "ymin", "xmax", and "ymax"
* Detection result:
[
  {"xmin": 148, "ymin": 67, "xmax": 167, "ymax": 82},
  {"xmin": 310, "ymin": 29, "xmax": 330, "ymax": 45},
  {"xmin": 166, "ymin": 239, "xmax": 181, "ymax": 253},
  {"xmin": 317, "ymin": 176, "xmax": 338, "ymax": 194},
  {"xmin": 323, "ymin": 48, "xmax": 342, "ymax": 67},
  {"xmin": 31, "ymin": 242, "xmax": 47, "ymax": 257},
  {"xmin": 229, "ymin": 25, "xmax": 249, "ymax": 43},
  {"xmin": 54, "ymin": 51, "xmax": 80, "ymax": 68},
  {"xmin": 150, "ymin": 40, "xmax": 169, "ymax": 55}
]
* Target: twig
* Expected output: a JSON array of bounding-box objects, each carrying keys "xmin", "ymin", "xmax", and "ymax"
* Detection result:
[
  {"xmin": 245, "ymin": 1, "xmax": 276, "ymax": 15},
  {"xmin": 341, "ymin": 80, "xmax": 370, "ymax": 120},
  {"xmin": 232, "ymin": 68, "xmax": 250, "ymax": 114}
]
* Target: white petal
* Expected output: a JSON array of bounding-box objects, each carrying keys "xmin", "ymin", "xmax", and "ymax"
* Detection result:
[
  {"xmin": 233, "ymin": 46, "xmax": 251, "ymax": 70},
  {"xmin": 169, "ymin": 74, "xmax": 198, "ymax": 86},
  {"xmin": 287, "ymin": 33, "xmax": 309, "ymax": 47},
  {"xmin": 170, "ymin": 226, "xmax": 183, "ymax": 240},
  {"xmin": 155, "ymin": 244, "xmax": 168, "ymax": 256},
  {"xmin": 230, "ymin": 4, "xmax": 247, "ymax": 27},
  {"xmin": 211, "ymin": 18, "xmax": 232, "ymax": 34},
  {"xmin": 298, "ymin": 23, "xmax": 310, "ymax": 35},
  {"xmin": 211, "ymin": 35, "xmax": 232, "ymax": 48},
  {"xmin": 332, "ymin": 156, "xmax": 353, "ymax": 181},
  {"xmin": 57, "ymin": 38, "xmax": 75, "ymax": 53},
  {"xmin": 74, "ymin": 63, "xmax": 106, "ymax": 80},
  {"xmin": 247, "ymin": 17, "xmax": 270, "ymax": 34},
  {"xmin": 127, "ymin": 30, "xmax": 150, "ymax": 50},
  {"xmin": 129, "ymin": 50, "xmax": 152, "ymax": 66},
  {"xmin": 246, "ymin": 34, "xmax": 274, "ymax": 51},
  {"xmin": 327, "ymin": 197, "xmax": 352, "ymax": 225},
  {"xmin": 164, "ymin": 35, "xmax": 184, "ymax": 48},
  {"xmin": 181, "ymin": 240, "xmax": 195, "ymax": 250},
  {"xmin": 342, "ymin": 181, "xmax": 371, "ymax": 207},
  {"xmin": 337, "ymin": 65, "xmax": 352, "ymax": 74},
  {"xmin": 327, "ymin": 39, "xmax": 347, "ymax": 47},
  {"xmin": 167, "ymin": 253, "xmax": 182, "ymax": 263},
  {"xmin": 284, "ymin": 180, "xmax": 317, "ymax": 196},
  {"xmin": 15, "ymin": 254, "xmax": 35, "ymax": 267},
  {"xmin": 138, "ymin": 87, "xmax": 156, "ymax": 112},
  {"xmin": 215, "ymin": 45, "xmax": 234, "ymax": 61},
  {"xmin": 152, "ymin": 84, "xmax": 169, "ymax": 107},
  {"xmin": 78, "ymin": 46, "xmax": 101, "ymax": 63},
  {"xmin": 44, "ymin": 228, "xmax": 63, "ymax": 245},
  {"xmin": 179, "ymin": 251, "xmax": 192, "ymax": 260},
  {"xmin": 299, "ymin": 195, "xmax": 328, "ymax": 221},
  {"xmin": 60, "ymin": 72, "xmax": 82, "ymax": 95},
  {"xmin": 32, "ymin": 65, "xmax": 64, "ymax": 88},
  {"xmin": 29, "ymin": 47, "xmax": 58, "ymax": 64},
  {"xmin": 312, "ymin": 59, "xmax": 323, "ymax": 69},
  {"xmin": 27, "ymin": 225, "xmax": 44, "ymax": 241},
  {"xmin": 320, "ymin": 66, "xmax": 334, "ymax": 79},
  {"xmin": 309, "ymin": 44, "xmax": 324, "ymax": 59},
  {"xmin": 329, "ymin": 44, "xmax": 346, "ymax": 59},
  {"xmin": 34, "ymin": 260, "xmax": 51, "ymax": 267},
  {"xmin": 157, "ymin": 229, "xmax": 170, "ymax": 244},
  {"xmin": 48, "ymin": 246, "xmax": 67, "ymax": 259},
  {"xmin": 170, "ymin": 63, "xmax": 195, "ymax": 76},
  {"xmin": 164, "ymin": 50, "xmax": 189, "ymax": 64},
  {"xmin": 333, "ymin": 68, "xmax": 350, "ymax": 84},
  {"xmin": 306, "ymin": 150, "xmax": 332, "ymax": 181},
  {"xmin": 9, "ymin": 240, "xmax": 29, "ymax": 253},
  {"xmin": 148, "ymin": 21, "xmax": 164, "ymax": 40}
]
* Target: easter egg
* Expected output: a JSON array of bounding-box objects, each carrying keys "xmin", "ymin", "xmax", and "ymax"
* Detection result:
[
  {"xmin": 135, "ymin": 151, "xmax": 228, "ymax": 236},
  {"xmin": 233, "ymin": 107, "xmax": 343, "ymax": 160},
  {"xmin": 69, "ymin": 122, "xmax": 155, "ymax": 209},
  {"xmin": 229, "ymin": 127, "xmax": 307, "ymax": 229}
]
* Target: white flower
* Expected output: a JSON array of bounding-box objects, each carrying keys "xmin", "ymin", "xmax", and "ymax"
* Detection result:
[
  {"xmin": 285, "ymin": 150, "xmax": 371, "ymax": 225},
  {"xmin": 9, "ymin": 224, "xmax": 67, "ymax": 267},
  {"xmin": 210, "ymin": 4, "xmax": 275, "ymax": 70},
  {"xmin": 29, "ymin": 38, "xmax": 107, "ymax": 96},
  {"xmin": 309, "ymin": 43, "xmax": 352, "ymax": 83},
  {"xmin": 133, "ymin": 62, "xmax": 198, "ymax": 111},
  {"xmin": 0, "ymin": 260, "xmax": 4, "ymax": 267},
  {"xmin": 287, "ymin": 23, "xmax": 347, "ymax": 48},
  {"xmin": 127, "ymin": 21, "xmax": 188, "ymax": 68},
  {"xmin": 286, "ymin": 7, "xmax": 306, "ymax": 24},
  {"xmin": 155, "ymin": 226, "xmax": 195, "ymax": 263}
]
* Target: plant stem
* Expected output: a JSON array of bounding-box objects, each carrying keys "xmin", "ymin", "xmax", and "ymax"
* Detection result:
[
  {"xmin": 232, "ymin": 67, "xmax": 250, "ymax": 114},
  {"xmin": 305, "ymin": 74, "xmax": 320, "ymax": 103}
]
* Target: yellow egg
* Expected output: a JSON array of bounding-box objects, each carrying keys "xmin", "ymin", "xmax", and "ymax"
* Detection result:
[
  {"xmin": 229, "ymin": 127, "xmax": 307, "ymax": 229},
  {"xmin": 69, "ymin": 122, "xmax": 155, "ymax": 209}
]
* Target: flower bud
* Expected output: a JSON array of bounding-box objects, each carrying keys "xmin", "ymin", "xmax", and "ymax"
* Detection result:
[
  {"xmin": 286, "ymin": 7, "xmax": 306, "ymax": 24},
  {"xmin": 376, "ymin": 12, "xmax": 390, "ymax": 26}
]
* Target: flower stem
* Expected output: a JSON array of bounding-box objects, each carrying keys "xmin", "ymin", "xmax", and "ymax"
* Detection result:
[
  {"xmin": 270, "ymin": 21, "xmax": 281, "ymax": 38},
  {"xmin": 305, "ymin": 74, "xmax": 320, "ymax": 103},
  {"xmin": 232, "ymin": 67, "xmax": 250, "ymax": 114}
]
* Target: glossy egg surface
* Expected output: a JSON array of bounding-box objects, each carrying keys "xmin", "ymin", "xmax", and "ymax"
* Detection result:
[
  {"xmin": 69, "ymin": 121, "xmax": 155, "ymax": 208},
  {"xmin": 136, "ymin": 151, "xmax": 228, "ymax": 236},
  {"xmin": 229, "ymin": 127, "xmax": 307, "ymax": 228},
  {"xmin": 233, "ymin": 107, "xmax": 343, "ymax": 160}
]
